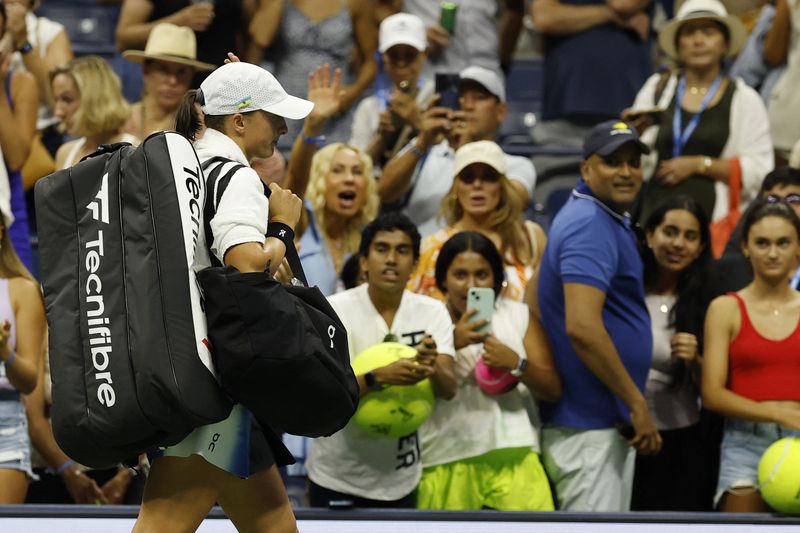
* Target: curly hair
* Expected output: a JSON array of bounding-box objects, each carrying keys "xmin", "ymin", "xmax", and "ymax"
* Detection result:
[
  {"xmin": 50, "ymin": 56, "xmax": 131, "ymax": 137},
  {"xmin": 440, "ymin": 173, "xmax": 533, "ymax": 266},
  {"xmin": 306, "ymin": 143, "xmax": 379, "ymax": 255}
]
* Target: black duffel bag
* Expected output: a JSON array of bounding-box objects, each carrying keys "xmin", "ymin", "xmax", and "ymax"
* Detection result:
[{"xmin": 196, "ymin": 172, "xmax": 358, "ymax": 438}]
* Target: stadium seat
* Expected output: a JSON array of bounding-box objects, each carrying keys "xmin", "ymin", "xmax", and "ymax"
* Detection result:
[{"xmin": 36, "ymin": 2, "xmax": 120, "ymax": 58}]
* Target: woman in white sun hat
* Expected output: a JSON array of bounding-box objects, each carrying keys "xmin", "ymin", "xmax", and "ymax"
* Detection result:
[
  {"xmin": 625, "ymin": 0, "xmax": 774, "ymax": 238},
  {"xmin": 133, "ymin": 61, "xmax": 311, "ymax": 533}
]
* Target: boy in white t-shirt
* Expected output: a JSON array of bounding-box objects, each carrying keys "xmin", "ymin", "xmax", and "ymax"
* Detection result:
[{"xmin": 306, "ymin": 212, "xmax": 456, "ymax": 508}]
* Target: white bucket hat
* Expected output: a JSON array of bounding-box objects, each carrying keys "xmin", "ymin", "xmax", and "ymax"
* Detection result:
[
  {"xmin": 123, "ymin": 23, "xmax": 216, "ymax": 71},
  {"xmin": 199, "ymin": 62, "xmax": 314, "ymax": 120},
  {"xmin": 658, "ymin": 0, "xmax": 747, "ymax": 60}
]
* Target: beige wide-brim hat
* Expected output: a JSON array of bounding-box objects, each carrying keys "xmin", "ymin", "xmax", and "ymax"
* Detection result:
[
  {"xmin": 122, "ymin": 23, "xmax": 215, "ymax": 71},
  {"xmin": 659, "ymin": 0, "xmax": 747, "ymax": 60}
]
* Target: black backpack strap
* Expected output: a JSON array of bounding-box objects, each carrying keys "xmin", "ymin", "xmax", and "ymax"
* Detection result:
[
  {"xmin": 201, "ymin": 156, "xmax": 306, "ymax": 284},
  {"xmin": 80, "ymin": 142, "xmax": 132, "ymax": 163},
  {"xmin": 202, "ymin": 157, "xmax": 245, "ymax": 267}
]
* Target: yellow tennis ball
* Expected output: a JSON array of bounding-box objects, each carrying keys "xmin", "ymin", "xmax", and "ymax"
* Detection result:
[
  {"xmin": 351, "ymin": 342, "xmax": 435, "ymax": 438},
  {"xmin": 758, "ymin": 437, "xmax": 800, "ymax": 514}
]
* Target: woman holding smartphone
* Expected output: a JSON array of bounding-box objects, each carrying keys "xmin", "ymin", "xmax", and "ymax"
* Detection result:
[
  {"xmin": 408, "ymin": 140, "xmax": 545, "ymax": 302},
  {"xmin": 417, "ymin": 231, "xmax": 560, "ymax": 510},
  {"xmin": 703, "ymin": 199, "xmax": 800, "ymax": 512}
]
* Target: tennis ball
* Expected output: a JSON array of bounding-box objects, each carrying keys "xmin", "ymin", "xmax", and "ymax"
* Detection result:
[
  {"xmin": 758, "ymin": 437, "xmax": 800, "ymax": 514},
  {"xmin": 351, "ymin": 342, "xmax": 435, "ymax": 438}
]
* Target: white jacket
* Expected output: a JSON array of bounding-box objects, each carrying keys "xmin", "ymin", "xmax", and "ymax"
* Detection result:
[{"xmin": 632, "ymin": 73, "xmax": 774, "ymax": 222}]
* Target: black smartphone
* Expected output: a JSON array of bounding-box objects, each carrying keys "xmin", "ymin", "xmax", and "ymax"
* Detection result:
[
  {"xmin": 616, "ymin": 422, "xmax": 635, "ymax": 440},
  {"xmin": 435, "ymin": 73, "xmax": 460, "ymax": 110}
]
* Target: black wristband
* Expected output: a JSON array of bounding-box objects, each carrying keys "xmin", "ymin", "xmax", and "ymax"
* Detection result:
[
  {"xmin": 266, "ymin": 221, "xmax": 295, "ymax": 248},
  {"xmin": 364, "ymin": 371, "xmax": 382, "ymax": 391}
]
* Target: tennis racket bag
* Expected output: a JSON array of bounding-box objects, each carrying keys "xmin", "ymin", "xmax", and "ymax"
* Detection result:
[{"xmin": 35, "ymin": 131, "xmax": 233, "ymax": 469}]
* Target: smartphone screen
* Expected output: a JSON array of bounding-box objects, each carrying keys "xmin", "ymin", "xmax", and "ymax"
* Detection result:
[{"xmin": 435, "ymin": 73, "xmax": 460, "ymax": 110}]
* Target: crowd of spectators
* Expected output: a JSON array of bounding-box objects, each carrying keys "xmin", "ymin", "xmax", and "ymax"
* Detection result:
[{"xmin": 0, "ymin": 0, "xmax": 799, "ymax": 517}]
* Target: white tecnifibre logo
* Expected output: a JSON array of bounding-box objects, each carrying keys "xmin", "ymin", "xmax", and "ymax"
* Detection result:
[{"xmin": 87, "ymin": 173, "xmax": 110, "ymax": 224}]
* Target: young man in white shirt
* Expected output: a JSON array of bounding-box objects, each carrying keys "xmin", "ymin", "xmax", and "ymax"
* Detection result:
[{"xmin": 306, "ymin": 212, "xmax": 456, "ymax": 508}]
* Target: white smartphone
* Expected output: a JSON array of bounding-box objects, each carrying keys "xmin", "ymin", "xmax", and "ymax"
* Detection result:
[{"xmin": 467, "ymin": 287, "xmax": 495, "ymax": 333}]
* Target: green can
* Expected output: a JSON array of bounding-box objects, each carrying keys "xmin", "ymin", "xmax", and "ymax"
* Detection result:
[{"xmin": 440, "ymin": 2, "xmax": 458, "ymax": 35}]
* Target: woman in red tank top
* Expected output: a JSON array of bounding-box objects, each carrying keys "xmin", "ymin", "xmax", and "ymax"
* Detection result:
[{"xmin": 703, "ymin": 199, "xmax": 800, "ymax": 512}]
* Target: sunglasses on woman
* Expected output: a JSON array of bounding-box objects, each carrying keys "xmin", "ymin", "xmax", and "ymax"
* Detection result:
[{"xmin": 458, "ymin": 169, "xmax": 502, "ymax": 185}]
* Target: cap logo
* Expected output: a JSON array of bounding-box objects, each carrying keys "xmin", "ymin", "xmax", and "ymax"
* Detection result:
[
  {"xmin": 236, "ymin": 96, "xmax": 253, "ymax": 110},
  {"xmin": 610, "ymin": 122, "xmax": 633, "ymax": 135}
]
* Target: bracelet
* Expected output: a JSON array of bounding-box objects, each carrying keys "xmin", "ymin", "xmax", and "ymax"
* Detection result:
[
  {"xmin": 56, "ymin": 459, "xmax": 76, "ymax": 475},
  {"xmin": 266, "ymin": 221, "xmax": 295, "ymax": 249},
  {"xmin": 408, "ymin": 143, "xmax": 425, "ymax": 159},
  {"xmin": 2, "ymin": 351, "xmax": 16, "ymax": 368},
  {"xmin": 698, "ymin": 156, "xmax": 712, "ymax": 175},
  {"xmin": 302, "ymin": 134, "xmax": 326, "ymax": 147}
]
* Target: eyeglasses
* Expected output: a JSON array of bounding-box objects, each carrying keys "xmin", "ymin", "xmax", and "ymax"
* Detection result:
[
  {"xmin": 600, "ymin": 154, "xmax": 642, "ymax": 168},
  {"xmin": 458, "ymin": 170, "xmax": 501, "ymax": 185},
  {"xmin": 766, "ymin": 193, "xmax": 800, "ymax": 206}
]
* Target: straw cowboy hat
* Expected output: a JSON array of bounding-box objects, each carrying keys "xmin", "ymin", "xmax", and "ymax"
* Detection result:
[
  {"xmin": 123, "ymin": 23, "xmax": 215, "ymax": 71},
  {"xmin": 658, "ymin": 0, "xmax": 747, "ymax": 60}
]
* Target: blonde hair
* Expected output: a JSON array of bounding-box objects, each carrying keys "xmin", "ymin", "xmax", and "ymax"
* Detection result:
[
  {"xmin": 441, "ymin": 173, "xmax": 533, "ymax": 265},
  {"xmin": 50, "ymin": 56, "xmax": 131, "ymax": 137},
  {"xmin": 306, "ymin": 143, "xmax": 379, "ymax": 255},
  {"xmin": 0, "ymin": 225, "xmax": 35, "ymax": 281}
]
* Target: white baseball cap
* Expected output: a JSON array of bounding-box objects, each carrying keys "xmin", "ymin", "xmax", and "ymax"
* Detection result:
[
  {"xmin": 453, "ymin": 141, "xmax": 507, "ymax": 178},
  {"xmin": 379, "ymin": 13, "xmax": 427, "ymax": 53},
  {"xmin": 199, "ymin": 62, "xmax": 314, "ymax": 120},
  {"xmin": 459, "ymin": 66, "xmax": 506, "ymax": 103}
]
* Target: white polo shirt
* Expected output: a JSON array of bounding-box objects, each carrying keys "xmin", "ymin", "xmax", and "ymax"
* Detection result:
[{"xmin": 306, "ymin": 284, "xmax": 455, "ymax": 500}]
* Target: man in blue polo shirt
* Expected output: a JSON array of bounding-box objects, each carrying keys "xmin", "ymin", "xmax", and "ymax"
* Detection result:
[{"xmin": 538, "ymin": 120, "xmax": 662, "ymax": 511}]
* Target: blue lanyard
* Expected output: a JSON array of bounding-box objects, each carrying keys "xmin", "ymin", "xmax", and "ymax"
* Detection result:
[
  {"xmin": 791, "ymin": 266, "xmax": 800, "ymax": 290},
  {"xmin": 672, "ymin": 75, "xmax": 722, "ymax": 159}
]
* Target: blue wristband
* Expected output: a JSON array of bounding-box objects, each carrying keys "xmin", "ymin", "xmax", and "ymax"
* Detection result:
[
  {"xmin": 302, "ymin": 134, "xmax": 326, "ymax": 146},
  {"xmin": 2, "ymin": 351, "xmax": 15, "ymax": 368},
  {"xmin": 56, "ymin": 459, "xmax": 75, "ymax": 475}
]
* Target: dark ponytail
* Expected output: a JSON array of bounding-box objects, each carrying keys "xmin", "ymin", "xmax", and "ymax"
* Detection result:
[{"xmin": 175, "ymin": 89, "xmax": 203, "ymax": 141}]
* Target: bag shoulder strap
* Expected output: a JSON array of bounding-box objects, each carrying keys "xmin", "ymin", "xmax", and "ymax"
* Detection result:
[
  {"xmin": 202, "ymin": 157, "xmax": 246, "ymax": 267},
  {"xmin": 200, "ymin": 156, "xmax": 309, "ymax": 285}
]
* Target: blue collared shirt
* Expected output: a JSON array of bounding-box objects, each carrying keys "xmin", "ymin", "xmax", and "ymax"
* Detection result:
[{"xmin": 538, "ymin": 179, "xmax": 652, "ymax": 429}]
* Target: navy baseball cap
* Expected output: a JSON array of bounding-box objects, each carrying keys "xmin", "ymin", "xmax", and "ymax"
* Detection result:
[{"xmin": 583, "ymin": 120, "xmax": 650, "ymax": 159}]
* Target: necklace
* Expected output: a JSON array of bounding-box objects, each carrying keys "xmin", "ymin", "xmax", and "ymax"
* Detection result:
[{"xmin": 688, "ymin": 86, "xmax": 708, "ymax": 95}]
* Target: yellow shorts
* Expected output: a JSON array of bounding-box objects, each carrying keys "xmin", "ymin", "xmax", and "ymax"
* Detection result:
[{"xmin": 417, "ymin": 447, "xmax": 554, "ymax": 511}]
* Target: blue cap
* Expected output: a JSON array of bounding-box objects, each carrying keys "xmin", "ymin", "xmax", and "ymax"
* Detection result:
[{"xmin": 582, "ymin": 120, "xmax": 650, "ymax": 159}]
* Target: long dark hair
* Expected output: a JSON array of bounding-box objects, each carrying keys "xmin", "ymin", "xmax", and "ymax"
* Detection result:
[
  {"xmin": 641, "ymin": 196, "xmax": 712, "ymax": 338},
  {"xmin": 434, "ymin": 231, "xmax": 505, "ymax": 298},
  {"xmin": 175, "ymin": 88, "xmax": 227, "ymax": 141}
]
